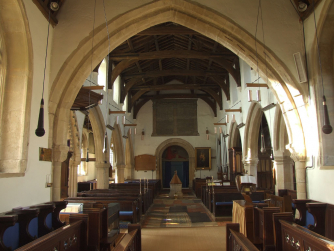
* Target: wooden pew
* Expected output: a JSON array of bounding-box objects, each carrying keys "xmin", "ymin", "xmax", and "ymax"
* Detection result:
[
  {"xmin": 306, "ymin": 202, "xmax": 334, "ymax": 240},
  {"xmin": 79, "ymin": 189, "xmax": 149, "ymax": 214},
  {"xmin": 15, "ymin": 220, "xmax": 86, "ymax": 251},
  {"xmin": 279, "ymin": 220, "xmax": 334, "ymax": 250},
  {"xmin": 78, "ymin": 192, "xmax": 143, "ymax": 217},
  {"xmin": 253, "ymin": 207, "xmax": 280, "ymax": 251},
  {"xmin": 0, "ymin": 201, "xmax": 67, "ymax": 251},
  {"xmin": 278, "ymin": 189, "xmax": 297, "ymax": 200},
  {"xmin": 226, "ymin": 223, "xmax": 259, "ymax": 251},
  {"xmin": 292, "ymin": 199, "xmax": 315, "ymax": 227},
  {"xmin": 212, "ymin": 191, "xmax": 265, "ymax": 217},
  {"xmin": 272, "ymin": 212, "xmax": 294, "ymax": 251},
  {"xmin": 66, "ymin": 198, "xmax": 139, "ymax": 223},
  {"xmin": 265, "ymin": 193, "xmax": 292, "ymax": 212},
  {"xmin": 113, "ymin": 224, "xmax": 141, "ymax": 251}
]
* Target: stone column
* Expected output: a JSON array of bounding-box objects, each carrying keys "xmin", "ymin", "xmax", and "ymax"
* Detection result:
[
  {"xmin": 68, "ymin": 158, "xmax": 80, "ymax": 197},
  {"xmin": 243, "ymin": 158, "xmax": 259, "ymax": 183},
  {"xmin": 116, "ymin": 164, "xmax": 125, "ymax": 183},
  {"xmin": 52, "ymin": 145, "xmax": 69, "ymax": 201},
  {"xmin": 290, "ymin": 151, "xmax": 307, "ymax": 199},
  {"xmin": 295, "ymin": 160, "xmax": 306, "ymax": 199},
  {"xmin": 274, "ymin": 154, "xmax": 294, "ymax": 194},
  {"xmin": 96, "ymin": 162, "xmax": 110, "ymax": 189},
  {"xmin": 124, "ymin": 164, "xmax": 133, "ymax": 180}
]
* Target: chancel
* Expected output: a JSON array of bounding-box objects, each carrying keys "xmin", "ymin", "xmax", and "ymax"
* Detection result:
[{"xmin": 1, "ymin": 0, "xmax": 334, "ymax": 250}]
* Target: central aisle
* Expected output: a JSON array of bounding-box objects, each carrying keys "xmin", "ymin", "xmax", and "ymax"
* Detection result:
[
  {"xmin": 141, "ymin": 227, "xmax": 226, "ymax": 251},
  {"xmin": 140, "ymin": 190, "xmax": 227, "ymax": 250}
]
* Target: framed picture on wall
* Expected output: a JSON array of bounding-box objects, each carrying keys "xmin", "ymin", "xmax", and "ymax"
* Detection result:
[{"xmin": 195, "ymin": 147, "xmax": 211, "ymax": 170}]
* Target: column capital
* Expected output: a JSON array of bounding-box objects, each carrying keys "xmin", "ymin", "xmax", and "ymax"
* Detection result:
[
  {"xmin": 95, "ymin": 162, "xmax": 110, "ymax": 169},
  {"xmin": 53, "ymin": 145, "xmax": 69, "ymax": 162},
  {"xmin": 287, "ymin": 144, "xmax": 306, "ymax": 162},
  {"xmin": 116, "ymin": 164, "xmax": 125, "ymax": 170},
  {"xmin": 243, "ymin": 158, "xmax": 259, "ymax": 166}
]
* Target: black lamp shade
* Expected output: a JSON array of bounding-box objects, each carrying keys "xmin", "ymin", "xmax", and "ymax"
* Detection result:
[
  {"xmin": 322, "ymin": 96, "xmax": 333, "ymax": 134},
  {"xmin": 35, "ymin": 98, "xmax": 45, "ymax": 137}
]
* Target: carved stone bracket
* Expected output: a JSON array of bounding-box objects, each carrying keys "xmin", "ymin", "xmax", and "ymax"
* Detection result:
[{"xmin": 53, "ymin": 145, "xmax": 70, "ymax": 163}]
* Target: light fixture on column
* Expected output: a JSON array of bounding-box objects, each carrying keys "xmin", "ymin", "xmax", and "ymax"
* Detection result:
[
  {"xmin": 134, "ymin": 128, "xmax": 137, "ymax": 135},
  {"xmin": 226, "ymin": 114, "xmax": 229, "ymax": 123},
  {"xmin": 311, "ymin": 3, "xmax": 332, "ymax": 134},
  {"xmin": 214, "ymin": 127, "xmax": 217, "ymax": 134},
  {"xmin": 219, "ymin": 127, "xmax": 222, "ymax": 134},
  {"xmin": 141, "ymin": 129, "xmax": 145, "ymax": 140},
  {"xmin": 104, "ymin": 131, "xmax": 108, "ymax": 163},
  {"xmin": 248, "ymin": 90, "xmax": 253, "ymax": 102},
  {"xmin": 206, "ymin": 127, "xmax": 209, "ymax": 140},
  {"xmin": 35, "ymin": 10, "xmax": 52, "ymax": 137}
]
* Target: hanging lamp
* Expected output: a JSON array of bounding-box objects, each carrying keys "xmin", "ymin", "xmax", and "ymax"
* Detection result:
[
  {"xmin": 35, "ymin": 10, "xmax": 51, "ymax": 137},
  {"xmin": 311, "ymin": 2, "xmax": 333, "ymax": 134}
]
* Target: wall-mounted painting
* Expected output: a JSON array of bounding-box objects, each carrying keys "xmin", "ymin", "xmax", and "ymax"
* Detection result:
[
  {"xmin": 195, "ymin": 147, "xmax": 211, "ymax": 170},
  {"xmin": 39, "ymin": 147, "xmax": 52, "ymax": 162}
]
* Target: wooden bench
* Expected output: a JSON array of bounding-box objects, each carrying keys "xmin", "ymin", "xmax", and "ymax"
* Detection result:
[
  {"xmin": 292, "ymin": 199, "xmax": 316, "ymax": 228},
  {"xmin": 212, "ymin": 191, "xmax": 265, "ymax": 217},
  {"xmin": 0, "ymin": 201, "xmax": 67, "ymax": 250},
  {"xmin": 66, "ymin": 197, "xmax": 139, "ymax": 223},
  {"xmin": 253, "ymin": 207, "xmax": 280, "ymax": 251},
  {"xmin": 226, "ymin": 223, "xmax": 259, "ymax": 251},
  {"xmin": 15, "ymin": 220, "xmax": 86, "ymax": 251},
  {"xmin": 79, "ymin": 188, "xmax": 150, "ymax": 214},
  {"xmin": 265, "ymin": 193, "xmax": 292, "ymax": 212},
  {"xmin": 279, "ymin": 219, "xmax": 334, "ymax": 250}
]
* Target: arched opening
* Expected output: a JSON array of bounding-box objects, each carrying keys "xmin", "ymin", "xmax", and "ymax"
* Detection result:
[
  {"xmin": 125, "ymin": 130, "xmax": 134, "ymax": 180},
  {"xmin": 49, "ymin": 1, "xmax": 306, "ymax": 171},
  {"xmin": 257, "ymin": 113, "xmax": 274, "ymax": 190},
  {"xmin": 228, "ymin": 122, "xmax": 243, "ymax": 182},
  {"xmin": 273, "ymin": 105, "xmax": 295, "ymax": 194},
  {"xmin": 0, "ymin": 0, "xmax": 33, "ymax": 176},
  {"xmin": 155, "ymin": 138, "xmax": 195, "ymax": 189},
  {"xmin": 162, "ymin": 145, "xmax": 189, "ymax": 188}
]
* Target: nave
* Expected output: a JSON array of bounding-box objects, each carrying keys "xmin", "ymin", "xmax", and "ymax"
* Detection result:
[{"xmin": 139, "ymin": 190, "xmax": 227, "ymax": 251}]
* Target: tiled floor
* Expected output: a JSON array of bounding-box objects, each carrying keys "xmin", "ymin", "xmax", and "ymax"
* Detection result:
[
  {"xmin": 140, "ymin": 190, "xmax": 227, "ymax": 250},
  {"xmin": 141, "ymin": 191, "xmax": 218, "ymax": 228}
]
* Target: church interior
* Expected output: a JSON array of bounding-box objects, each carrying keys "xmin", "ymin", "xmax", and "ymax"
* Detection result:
[{"xmin": 1, "ymin": 0, "xmax": 334, "ymax": 250}]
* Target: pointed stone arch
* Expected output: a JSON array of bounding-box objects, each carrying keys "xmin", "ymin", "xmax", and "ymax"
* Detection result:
[
  {"xmin": 228, "ymin": 122, "xmax": 242, "ymax": 149},
  {"xmin": 111, "ymin": 122, "xmax": 125, "ymax": 182},
  {"xmin": 49, "ymin": 0, "xmax": 306, "ymax": 186},
  {"xmin": 0, "ymin": 0, "xmax": 33, "ymax": 176},
  {"xmin": 125, "ymin": 130, "xmax": 135, "ymax": 180},
  {"xmin": 155, "ymin": 138, "xmax": 195, "ymax": 188},
  {"xmin": 243, "ymin": 102, "xmax": 263, "ymax": 161}
]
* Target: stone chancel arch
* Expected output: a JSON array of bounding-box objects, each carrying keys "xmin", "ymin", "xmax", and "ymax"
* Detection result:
[
  {"xmin": 47, "ymin": 0, "xmax": 310, "ymax": 199},
  {"xmin": 49, "ymin": 0, "xmax": 306, "ymax": 166}
]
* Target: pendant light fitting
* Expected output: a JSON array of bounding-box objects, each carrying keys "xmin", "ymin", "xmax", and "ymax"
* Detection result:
[
  {"xmin": 35, "ymin": 10, "xmax": 51, "ymax": 137},
  {"xmin": 312, "ymin": 2, "xmax": 332, "ymax": 134}
]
